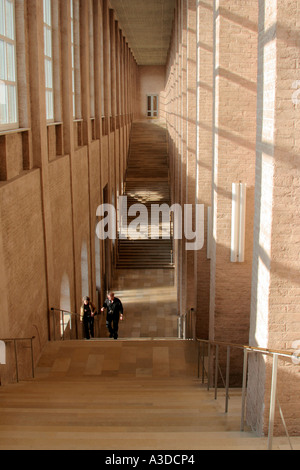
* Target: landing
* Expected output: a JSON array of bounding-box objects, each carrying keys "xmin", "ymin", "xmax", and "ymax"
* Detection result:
[
  {"xmin": 35, "ymin": 339, "xmax": 197, "ymax": 380},
  {"xmin": 106, "ymin": 268, "xmax": 178, "ymax": 339}
]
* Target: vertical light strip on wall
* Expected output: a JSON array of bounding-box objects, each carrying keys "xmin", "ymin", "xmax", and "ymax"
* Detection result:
[
  {"xmin": 231, "ymin": 183, "xmax": 247, "ymax": 263},
  {"xmin": 207, "ymin": 206, "xmax": 212, "ymax": 260},
  {"xmin": 0, "ymin": 341, "xmax": 6, "ymax": 365},
  {"xmin": 70, "ymin": 0, "xmax": 75, "ymax": 118}
]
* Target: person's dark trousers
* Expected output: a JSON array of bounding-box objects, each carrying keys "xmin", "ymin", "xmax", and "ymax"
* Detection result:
[
  {"xmin": 84, "ymin": 317, "xmax": 94, "ymax": 340},
  {"xmin": 106, "ymin": 314, "xmax": 119, "ymax": 339}
]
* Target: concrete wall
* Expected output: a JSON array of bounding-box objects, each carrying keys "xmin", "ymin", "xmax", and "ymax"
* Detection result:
[
  {"xmin": 247, "ymin": 0, "xmax": 300, "ymax": 437},
  {"xmin": 165, "ymin": 0, "xmax": 300, "ymax": 436},
  {"xmin": 0, "ymin": 0, "xmax": 299, "ymax": 438},
  {"xmin": 0, "ymin": 0, "xmax": 137, "ymax": 384}
]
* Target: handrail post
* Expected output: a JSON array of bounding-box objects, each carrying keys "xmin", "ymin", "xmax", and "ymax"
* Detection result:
[
  {"xmin": 197, "ymin": 341, "xmax": 200, "ymax": 378},
  {"xmin": 13, "ymin": 340, "xmax": 19, "ymax": 383},
  {"xmin": 183, "ymin": 314, "xmax": 186, "ymax": 340},
  {"xmin": 61, "ymin": 310, "xmax": 65, "ymax": 341},
  {"xmin": 191, "ymin": 308, "xmax": 196, "ymax": 341},
  {"xmin": 202, "ymin": 342, "xmax": 205, "ymax": 384},
  {"xmin": 52, "ymin": 308, "xmax": 56, "ymax": 342},
  {"xmin": 207, "ymin": 343, "xmax": 211, "ymax": 391},
  {"xmin": 268, "ymin": 353, "xmax": 279, "ymax": 451},
  {"xmin": 241, "ymin": 349, "xmax": 248, "ymax": 431},
  {"xmin": 75, "ymin": 312, "xmax": 79, "ymax": 340},
  {"xmin": 178, "ymin": 316, "xmax": 182, "ymax": 339},
  {"xmin": 215, "ymin": 344, "xmax": 219, "ymax": 400},
  {"xmin": 225, "ymin": 346, "xmax": 230, "ymax": 413},
  {"xmin": 194, "ymin": 338, "xmax": 295, "ymax": 444},
  {"xmin": 30, "ymin": 337, "xmax": 35, "ymax": 379}
]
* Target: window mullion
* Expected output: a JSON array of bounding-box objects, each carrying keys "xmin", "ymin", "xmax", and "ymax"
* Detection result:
[{"xmin": 0, "ymin": 0, "xmax": 18, "ymax": 130}]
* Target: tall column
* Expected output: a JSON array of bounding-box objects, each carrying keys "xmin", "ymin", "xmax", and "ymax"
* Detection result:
[
  {"xmin": 27, "ymin": 0, "xmax": 56, "ymax": 311},
  {"xmin": 173, "ymin": 0, "xmax": 180, "ymax": 309},
  {"xmin": 115, "ymin": 21, "xmax": 122, "ymax": 195},
  {"xmin": 179, "ymin": 0, "xmax": 188, "ymax": 316},
  {"xmin": 195, "ymin": 0, "xmax": 214, "ymax": 339},
  {"xmin": 110, "ymin": 9, "xmax": 117, "ymax": 124},
  {"xmin": 102, "ymin": 0, "xmax": 111, "ymax": 130},
  {"xmin": 80, "ymin": 0, "xmax": 92, "ymax": 145},
  {"xmin": 93, "ymin": 0, "xmax": 103, "ymax": 140},
  {"xmin": 247, "ymin": 0, "xmax": 300, "ymax": 436},
  {"xmin": 210, "ymin": 0, "xmax": 258, "ymax": 379},
  {"xmin": 177, "ymin": 0, "xmax": 183, "ymax": 315},
  {"xmin": 109, "ymin": 10, "xmax": 117, "ymax": 208},
  {"xmin": 185, "ymin": 0, "xmax": 197, "ymax": 311}
]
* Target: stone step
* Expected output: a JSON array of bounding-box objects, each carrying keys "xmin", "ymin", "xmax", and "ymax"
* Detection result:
[{"xmin": 0, "ymin": 340, "xmax": 295, "ymax": 450}]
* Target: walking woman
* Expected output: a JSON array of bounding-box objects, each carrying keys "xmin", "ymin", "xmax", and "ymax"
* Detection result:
[{"xmin": 80, "ymin": 296, "xmax": 97, "ymax": 340}]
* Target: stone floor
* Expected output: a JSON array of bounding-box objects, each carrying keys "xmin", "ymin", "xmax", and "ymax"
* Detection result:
[{"xmin": 101, "ymin": 268, "xmax": 178, "ymax": 339}]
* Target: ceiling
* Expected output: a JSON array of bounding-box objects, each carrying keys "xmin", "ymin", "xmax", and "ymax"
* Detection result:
[{"xmin": 109, "ymin": 0, "xmax": 176, "ymax": 66}]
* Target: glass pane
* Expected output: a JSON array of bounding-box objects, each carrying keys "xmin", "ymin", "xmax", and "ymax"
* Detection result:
[
  {"xmin": 45, "ymin": 58, "xmax": 53, "ymax": 88},
  {"xmin": 147, "ymin": 96, "xmax": 151, "ymax": 112},
  {"xmin": 0, "ymin": 82, "xmax": 7, "ymax": 124},
  {"xmin": 5, "ymin": 0, "xmax": 14, "ymax": 40},
  {"xmin": 71, "ymin": 19, "xmax": 74, "ymax": 44},
  {"xmin": 153, "ymin": 96, "xmax": 158, "ymax": 111},
  {"xmin": 43, "ymin": 0, "xmax": 51, "ymax": 26},
  {"xmin": 7, "ymin": 84, "xmax": 17, "ymax": 123},
  {"xmin": 44, "ymin": 27, "xmax": 52, "ymax": 58},
  {"xmin": 46, "ymin": 90, "xmax": 54, "ymax": 120},
  {"xmin": 71, "ymin": 44, "xmax": 74, "ymax": 68},
  {"xmin": 0, "ymin": 0, "xmax": 5, "ymax": 36},
  {"xmin": 72, "ymin": 69, "xmax": 75, "ymax": 94},
  {"xmin": 0, "ymin": 105, "xmax": 7, "ymax": 124},
  {"xmin": 6, "ymin": 42, "xmax": 15, "ymax": 81},
  {"xmin": 0, "ymin": 40, "xmax": 7, "ymax": 80},
  {"xmin": 43, "ymin": 0, "xmax": 46, "ymax": 22}
]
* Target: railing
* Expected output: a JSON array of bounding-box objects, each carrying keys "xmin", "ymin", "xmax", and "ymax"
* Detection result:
[
  {"xmin": 49, "ymin": 308, "xmax": 101, "ymax": 341},
  {"xmin": 0, "ymin": 337, "xmax": 35, "ymax": 383},
  {"xmin": 196, "ymin": 338, "xmax": 297, "ymax": 451},
  {"xmin": 178, "ymin": 308, "xmax": 196, "ymax": 340}
]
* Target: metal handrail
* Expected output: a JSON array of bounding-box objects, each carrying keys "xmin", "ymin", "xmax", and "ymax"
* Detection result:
[
  {"xmin": 196, "ymin": 338, "xmax": 294, "ymax": 359},
  {"xmin": 178, "ymin": 308, "xmax": 196, "ymax": 340},
  {"xmin": 0, "ymin": 336, "xmax": 35, "ymax": 383},
  {"xmin": 196, "ymin": 337, "xmax": 297, "ymax": 450},
  {"xmin": 50, "ymin": 307, "xmax": 101, "ymax": 341}
]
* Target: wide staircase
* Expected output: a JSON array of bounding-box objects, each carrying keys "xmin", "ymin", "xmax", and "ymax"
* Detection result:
[
  {"xmin": 0, "ymin": 339, "xmax": 280, "ymax": 450},
  {"xmin": 117, "ymin": 121, "xmax": 173, "ymax": 269}
]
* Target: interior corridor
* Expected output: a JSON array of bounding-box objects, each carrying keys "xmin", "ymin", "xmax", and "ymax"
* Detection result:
[
  {"xmin": 0, "ymin": 0, "xmax": 299, "ymax": 449},
  {"xmin": 104, "ymin": 120, "xmax": 177, "ymax": 339}
]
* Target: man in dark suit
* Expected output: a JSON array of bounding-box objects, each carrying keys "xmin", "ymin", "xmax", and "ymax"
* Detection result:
[{"xmin": 101, "ymin": 292, "xmax": 124, "ymax": 340}]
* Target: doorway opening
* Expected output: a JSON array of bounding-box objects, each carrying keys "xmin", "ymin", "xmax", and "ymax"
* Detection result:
[{"xmin": 147, "ymin": 94, "xmax": 159, "ymax": 118}]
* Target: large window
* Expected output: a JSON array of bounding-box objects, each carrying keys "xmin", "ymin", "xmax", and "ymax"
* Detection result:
[
  {"xmin": 43, "ymin": 0, "xmax": 54, "ymax": 122},
  {"xmin": 71, "ymin": 0, "xmax": 81, "ymax": 119},
  {"xmin": 0, "ymin": 0, "xmax": 18, "ymax": 129},
  {"xmin": 89, "ymin": 0, "xmax": 95, "ymax": 118}
]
